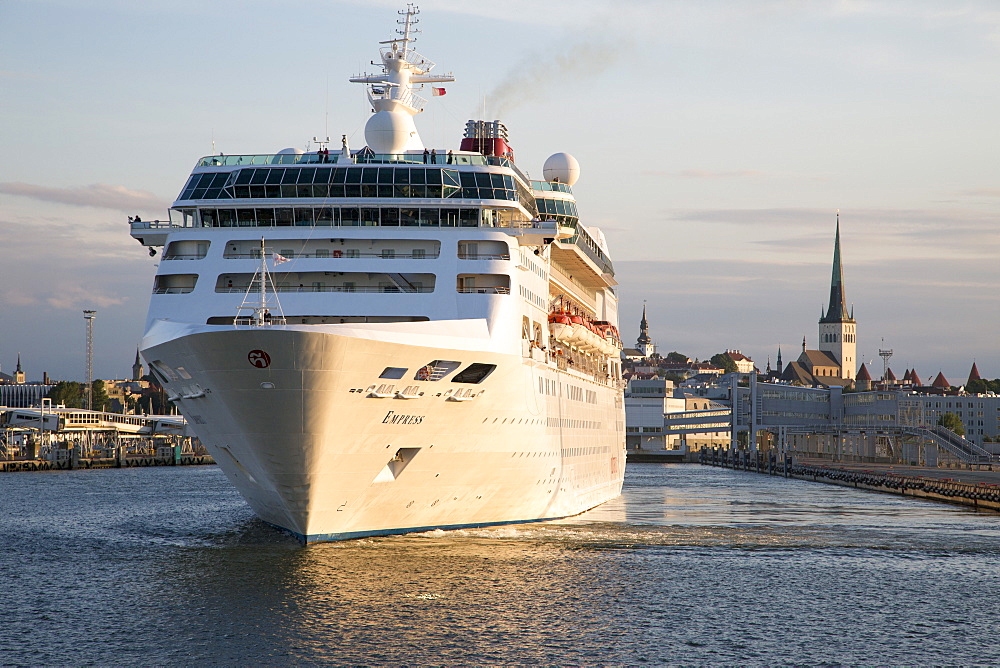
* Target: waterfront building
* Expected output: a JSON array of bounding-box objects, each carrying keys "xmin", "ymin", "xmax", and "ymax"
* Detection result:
[
  {"xmin": 723, "ymin": 350, "xmax": 755, "ymax": 374},
  {"xmin": 103, "ymin": 379, "xmax": 150, "ymax": 413},
  {"xmin": 898, "ymin": 393, "xmax": 1000, "ymax": 447},
  {"xmin": 0, "ymin": 383, "xmax": 55, "ymax": 409},
  {"xmin": 0, "ymin": 356, "xmax": 54, "ymax": 408},
  {"xmin": 724, "ymin": 371, "xmax": 998, "ymax": 451},
  {"xmin": 624, "ymin": 377, "xmax": 730, "ymax": 454},
  {"xmin": 624, "ymin": 378, "xmax": 683, "ymax": 450}
]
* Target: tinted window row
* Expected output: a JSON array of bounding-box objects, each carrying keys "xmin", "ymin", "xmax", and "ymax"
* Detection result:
[
  {"xmin": 180, "ymin": 167, "xmax": 521, "ymax": 201},
  {"xmin": 536, "ymin": 197, "xmax": 579, "ymax": 218},
  {"xmin": 199, "ymin": 207, "xmax": 484, "ymax": 227}
]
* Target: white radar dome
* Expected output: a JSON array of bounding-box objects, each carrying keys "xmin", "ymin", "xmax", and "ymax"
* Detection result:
[
  {"xmin": 277, "ymin": 147, "xmax": 305, "ymax": 155},
  {"xmin": 365, "ymin": 110, "xmax": 417, "ymax": 154},
  {"xmin": 543, "ymin": 152, "xmax": 580, "ymax": 186}
]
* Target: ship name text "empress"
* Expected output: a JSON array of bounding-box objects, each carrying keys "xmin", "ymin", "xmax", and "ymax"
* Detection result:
[{"xmin": 382, "ymin": 411, "xmax": 425, "ymax": 425}]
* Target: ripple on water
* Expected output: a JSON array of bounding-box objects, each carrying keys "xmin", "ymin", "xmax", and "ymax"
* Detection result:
[{"xmin": 2, "ymin": 463, "xmax": 1000, "ymax": 665}]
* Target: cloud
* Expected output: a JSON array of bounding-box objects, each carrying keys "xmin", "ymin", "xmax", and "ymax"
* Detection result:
[
  {"xmin": 341, "ymin": 0, "xmax": 621, "ymax": 26},
  {"xmin": 0, "ymin": 182, "xmax": 169, "ymax": 212},
  {"xmin": 662, "ymin": 207, "xmax": 832, "ymax": 227},
  {"xmin": 655, "ymin": 169, "xmax": 763, "ymax": 179},
  {"xmin": 661, "ymin": 206, "xmax": 999, "ymax": 239},
  {"xmin": 959, "ymin": 188, "xmax": 1000, "ymax": 198}
]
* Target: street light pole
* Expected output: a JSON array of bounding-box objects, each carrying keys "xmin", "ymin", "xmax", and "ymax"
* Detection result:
[{"xmin": 83, "ymin": 310, "xmax": 97, "ymax": 411}]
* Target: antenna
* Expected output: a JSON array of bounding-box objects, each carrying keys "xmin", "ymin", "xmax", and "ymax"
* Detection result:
[
  {"xmin": 83, "ymin": 310, "xmax": 97, "ymax": 410},
  {"xmin": 397, "ymin": 4, "xmax": 420, "ymax": 47},
  {"xmin": 235, "ymin": 239, "xmax": 286, "ymax": 327},
  {"xmin": 878, "ymin": 338, "xmax": 893, "ymax": 382}
]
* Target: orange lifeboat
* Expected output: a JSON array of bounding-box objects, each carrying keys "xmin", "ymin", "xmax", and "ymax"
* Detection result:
[{"xmin": 548, "ymin": 312, "xmax": 574, "ymax": 341}]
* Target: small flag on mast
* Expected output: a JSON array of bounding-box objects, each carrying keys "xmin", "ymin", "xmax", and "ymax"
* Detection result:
[
  {"xmin": 431, "ymin": 87, "xmax": 447, "ymax": 96},
  {"xmin": 272, "ymin": 253, "xmax": 290, "ymax": 265}
]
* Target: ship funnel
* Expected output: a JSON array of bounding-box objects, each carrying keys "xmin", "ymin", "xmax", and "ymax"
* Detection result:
[{"xmin": 460, "ymin": 119, "xmax": 513, "ymax": 160}]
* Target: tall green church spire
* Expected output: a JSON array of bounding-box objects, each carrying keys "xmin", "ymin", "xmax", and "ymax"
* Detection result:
[{"xmin": 821, "ymin": 212, "xmax": 853, "ymax": 323}]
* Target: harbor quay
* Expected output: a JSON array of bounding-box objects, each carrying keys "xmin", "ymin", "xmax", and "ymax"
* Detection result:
[
  {"xmin": 1, "ymin": 404, "xmax": 213, "ymax": 472},
  {"xmin": 699, "ymin": 447, "xmax": 1000, "ymax": 513}
]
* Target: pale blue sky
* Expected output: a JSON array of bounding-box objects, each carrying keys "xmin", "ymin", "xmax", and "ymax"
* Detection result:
[{"xmin": 1, "ymin": 0, "xmax": 998, "ymax": 383}]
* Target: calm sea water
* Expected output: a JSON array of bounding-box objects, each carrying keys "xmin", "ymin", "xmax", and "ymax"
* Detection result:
[{"xmin": 1, "ymin": 463, "xmax": 999, "ymax": 666}]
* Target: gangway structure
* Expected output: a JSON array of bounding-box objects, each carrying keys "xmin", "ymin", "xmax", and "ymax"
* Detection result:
[{"xmin": 1, "ymin": 407, "xmax": 187, "ymax": 436}]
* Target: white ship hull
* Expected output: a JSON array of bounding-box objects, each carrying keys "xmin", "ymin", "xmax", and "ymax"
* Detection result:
[
  {"xmin": 143, "ymin": 319, "xmax": 624, "ymax": 542},
  {"xmin": 131, "ymin": 8, "xmax": 626, "ymax": 542}
]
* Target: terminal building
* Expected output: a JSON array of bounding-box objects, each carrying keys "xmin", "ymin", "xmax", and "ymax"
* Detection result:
[{"xmin": 0, "ymin": 356, "xmax": 54, "ymax": 409}]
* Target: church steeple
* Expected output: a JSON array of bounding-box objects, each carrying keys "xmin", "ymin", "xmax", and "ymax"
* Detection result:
[
  {"xmin": 14, "ymin": 353, "xmax": 25, "ymax": 384},
  {"xmin": 636, "ymin": 304, "xmax": 653, "ymax": 357},
  {"xmin": 821, "ymin": 212, "xmax": 853, "ymax": 324},
  {"xmin": 817, "ymin": 213, "xmax": 857, "ymax": 380},
  {"xmin": 132, "ymin": 348, "xmax": 145, "ymax": 382}
]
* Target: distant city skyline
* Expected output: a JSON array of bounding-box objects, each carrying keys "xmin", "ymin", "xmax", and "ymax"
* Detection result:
[{"xmin": 2, "ymin": 1, "xmax": 997, "ymax": 381}]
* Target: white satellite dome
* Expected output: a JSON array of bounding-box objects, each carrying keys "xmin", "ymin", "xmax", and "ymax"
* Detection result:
[
  {"xmin": 365, "ymin": 110, "xmax": 417, "ymax": 154},
  {"xmin": 277, "ymin": 147, "xmax": 305, "ymax": 155},
  {"xmin": 543, "ymin": 152, "xmax": 580, "ymax": 186}
]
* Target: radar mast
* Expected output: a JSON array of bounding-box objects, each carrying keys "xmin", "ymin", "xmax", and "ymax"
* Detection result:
[{"xmin": 348, "ymin": 5, "xmax": 454, "ymax": 154}]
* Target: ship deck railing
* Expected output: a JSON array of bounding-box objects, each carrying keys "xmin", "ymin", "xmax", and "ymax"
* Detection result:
[
  {"xmin": 195, "ymin": 151, "xmax": 531, "ymax": 186},
  {"xmin": 135, "ymin": 217, "xmax": 560, "ymax": 233},
  {"xmin": 233, "ymin": 316, "xmax": 288, "ymax": 326},
  {"xmin": 197, "ymin": 152, "xmax": 520, "ymax": 170},
  {"xmin": 130, "ymin": 220, "xmax": 178, "ymax": 229},
  {"xmin": 457, "ymin": 253, "xmax": 511, "ymax": 260},
  {"xmin": 456, "ymin": 287, "xmax": 510, "ymax": 294}
]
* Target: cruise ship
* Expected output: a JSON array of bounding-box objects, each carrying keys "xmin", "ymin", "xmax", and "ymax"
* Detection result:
[{"xmin": 130, "ymin": 7, "xmax": 625, "ymax": 543}]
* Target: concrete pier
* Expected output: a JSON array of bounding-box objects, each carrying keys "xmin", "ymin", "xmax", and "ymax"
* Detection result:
[{"xmin": 700, "ymin": 447, "xmax": 1000, "ymax": 513}]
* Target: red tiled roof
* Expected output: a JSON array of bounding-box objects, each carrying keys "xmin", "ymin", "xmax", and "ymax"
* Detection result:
[
  {"xmin": 968, "ymin": 362, "xmax": 982, "ymax": 384},
  {"xmin": 885, "ymin": 367, "xmax": 897, "ymax": 382},
  {"xmin": 856, "ymin": 363, "xmax": 872, "ymax": 381},
  {"xmin": 932, "ymin": 372, "xmax": 951, "ymax": 389}
]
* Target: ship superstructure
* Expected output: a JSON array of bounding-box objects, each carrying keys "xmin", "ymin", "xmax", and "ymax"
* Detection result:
[{"xmin": 130, "ymin": 7, "xmax": 625, "ymax": 543}]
